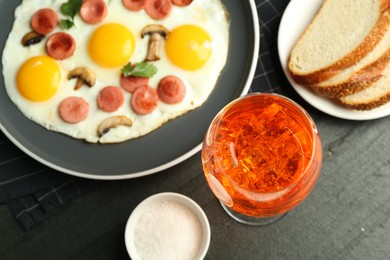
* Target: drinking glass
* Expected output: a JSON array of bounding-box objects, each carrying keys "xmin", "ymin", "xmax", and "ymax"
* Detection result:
[{"xmin": 201, "ymin": 93, "xmax": 322, "ymax": 225}]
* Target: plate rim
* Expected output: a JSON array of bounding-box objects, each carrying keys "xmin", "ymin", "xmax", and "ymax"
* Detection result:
[
  {"xmin": 278, "ymin": 0, "xmax": 390, "ymax": 121},
  {"xmin": 0, "ymin": 0, "xmax": 260, "ymax": 180}
]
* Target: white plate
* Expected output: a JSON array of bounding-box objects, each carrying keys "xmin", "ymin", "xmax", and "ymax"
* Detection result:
[{"xmin": 278, "ymin": 0, "xmax": 390, "ymax": 121}]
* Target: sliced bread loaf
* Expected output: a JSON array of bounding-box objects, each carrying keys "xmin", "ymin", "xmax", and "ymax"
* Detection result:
[
  {"xmin": 310, "ymin": 19, "xmax": 390, "ymax": 98},
  {"xmin": 338, "ymin": 60, "xmax": 390, "ymax": 110},
  {"xmin": 310, "ymin": 30, "xmax": 390, "ymax": 97},
  {"xmin": 288, "ymin": 0, "xmax": 390, "ymax": 85}
]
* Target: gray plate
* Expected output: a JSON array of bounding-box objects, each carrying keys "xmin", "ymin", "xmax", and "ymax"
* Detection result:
[{"xmin": 0, "ymin": 0, "xmax": 260, "ymax": 179}]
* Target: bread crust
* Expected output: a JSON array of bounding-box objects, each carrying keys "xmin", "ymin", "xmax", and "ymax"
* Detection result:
[
  {"xmin": 288, "ymin": 0, "xmax": 390, "ymax": 85},
  {"xmin": 310, "ymin": 76, "xmax": 381, "ymax": 98},
  {"xmin": 337, "ymin": 53, "xmax": 390, "ymax": 110},
  {"xmin": 338, "ymin": 91, "xmax": 390, "ymax": 110},
  {"xmin": 309, "ymin": 46, "xmax": 390, "ymax": 97}
]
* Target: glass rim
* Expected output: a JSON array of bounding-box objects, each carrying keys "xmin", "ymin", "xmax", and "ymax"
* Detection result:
[{"xmin": 205, "ymin": 92, "xmax": 321, "ymax": 195}]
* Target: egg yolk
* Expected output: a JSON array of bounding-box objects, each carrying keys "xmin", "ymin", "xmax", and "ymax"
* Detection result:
[
  {"xmin": 88, "ymin": 23, "xmax": 135, "ymax": 68},
  {"xmin": 166, "ymin": 25, "xmax": 212, "ymax": 71},
  {"xmin": 16, "ymin": 56, "xmax": 61, "ymax": 101}
]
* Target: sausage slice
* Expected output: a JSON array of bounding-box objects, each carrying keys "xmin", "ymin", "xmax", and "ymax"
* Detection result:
[
  {"xmin": 97, "ymin": 86, "xmax": 125, "ymax": 112},
  {"xmin": 131, "ymin": 85, "xmax": 158, "ymax": 114},
  {"xmin": 31, "ymin": 8, "xmax": 58, "ymax": 35},
  {"xmin": 58, "ymin": 96, "xmax": 89, "ymax": 124},
  {"xmin": 46, "ymin": 32, "xmax": 76, "ymax": 60},
  {"xmin": 145, "ymin": 0, "xmax": 172, "ymax": 20},
  {"xmin": 120, "ymin": 74, "xmax": 149, "ymax": 93},
  {"xmin": 171, "ymin": 0, "xmax": 193, "ymax": 7},
  {"xmin": 122, "ymin": 0, "xmax": 147, "ymax": 11},
  {"xmin": 80, "ymin": 0, "xmax": 108, "ymax": 24},
  {"xmin": 157, "ymin": 75, "xmax": 186, "ymax": 104}
]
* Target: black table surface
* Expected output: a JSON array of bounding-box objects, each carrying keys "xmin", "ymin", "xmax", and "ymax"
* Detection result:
[
  {"xmin": 1, "ymin": 0, "xmax": 390, "ymax": 259},
  {"xmin": 2, "ymin": 114, "xmax": 390, "ymax": 260}
]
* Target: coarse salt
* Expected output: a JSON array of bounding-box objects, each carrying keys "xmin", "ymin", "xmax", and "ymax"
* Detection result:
[{"xmin": 133, "ymin": 200, "xmax": 203, "ymax": 260}]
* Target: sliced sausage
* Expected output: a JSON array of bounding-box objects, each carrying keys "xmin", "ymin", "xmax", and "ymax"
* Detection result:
[
  {"xmin": 46, "ymin": 32, "xmax": 76, "ymax": 60},
  {"xmin": 97, "ymin": 86, "xmax": 125, "ymax": 112},
  {"xmin": 58, "ymin": 96, "xmax": 89, "ymax": 124},
  {"xmin": 122, "ymin": 0, "xmax": 147, "ymax": 11},
  {"xmin": 80, "ymin": 0, "xmax": 108, "ymax": 24},
  {"xmin": 31, "ymin": 8, "xmax": 58, "ymax": 35},
  {"xmin": 157, "ymin": 75, "xmax": 186, "ymax": 104},
  {"xmin": 131, "ymin": 85, "xmax": 158, "ymax": 114},
  {"xmin": 144, "ymin": 0, "xmax": 172, "ymax": 20},
  {"xmin": 171, "ymin": 0, "xmax": 193, "ymax": 7},
  {"xmin": 120, "ymin": 74, "xmax": 149, "ymax": 93}
]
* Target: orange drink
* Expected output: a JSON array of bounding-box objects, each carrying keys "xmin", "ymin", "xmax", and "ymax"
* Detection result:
[{"xmin": 202, "ymin": 93, "xmax": 322, "ymax": 225}]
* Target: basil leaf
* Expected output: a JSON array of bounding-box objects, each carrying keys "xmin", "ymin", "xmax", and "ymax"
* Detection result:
[
  {"xmin": 60, "ymin": 0, "xmax": 82, "ymax": 29},
  {"xmin": 122, "ymin": 62, "xmax": 158, "ymax": 78},
  {"xmin": 59, "ymin": 19, "xmax": 74, "ymax": 30}
]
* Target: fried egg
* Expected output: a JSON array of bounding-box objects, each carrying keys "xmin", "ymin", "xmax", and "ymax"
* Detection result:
[{"xmin": 2, "ymin": 0, "xmax": 230, "ymax": 143}]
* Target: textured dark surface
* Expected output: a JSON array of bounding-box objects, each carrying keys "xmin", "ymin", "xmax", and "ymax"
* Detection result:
[{"xmin": 1, "ymin": 0, "xmax": 390, "ymax": 259}]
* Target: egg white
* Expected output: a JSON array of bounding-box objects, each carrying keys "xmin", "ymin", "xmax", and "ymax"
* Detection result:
[{"xmin": 2, "ymin": 0, "xmax": 230, "ymax": 143}]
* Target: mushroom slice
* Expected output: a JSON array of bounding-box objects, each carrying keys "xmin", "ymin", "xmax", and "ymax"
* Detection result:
[
  {"xmin": 21, "ymin": 31, "xmax": 44, "ymax": 47},
  {"xmin": 68, "ymin": 67, "xmax": 96, "ymax": 90},
  {"xmin": 97, "ymin": 116, "xmax": 133, "ymax": 137},
  {"xmin": 141, "ymin": 24, "xmax": 170, "ymax": 62}
]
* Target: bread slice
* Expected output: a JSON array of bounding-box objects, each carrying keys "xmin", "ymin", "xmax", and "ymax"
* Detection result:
[
  {"xmin": 339, "ymin": 60, "xmax": 390, "ymax": 110},
  {"xmin": 310, "ymin": 21, "xmax": 390, "ymax": 98},
  {"xmin": 288, "ymin": 0, "xmax": 390, "ymax": 85}
]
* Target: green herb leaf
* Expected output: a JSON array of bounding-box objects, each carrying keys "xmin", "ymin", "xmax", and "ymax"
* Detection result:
[
  {"xmin": 61, "ymin": 0, "xmax": 82, "ymax": 18},
  {"xmin": 121, "ymin": 62, "xmax": 158, "ymax": 78},
  {"xmin": 59, "ymin": 19, "xmax": 74, "ymax": 30},
  {"xmin": 60, "ymin": 0, "xmax": 82, "ymax": 29}
]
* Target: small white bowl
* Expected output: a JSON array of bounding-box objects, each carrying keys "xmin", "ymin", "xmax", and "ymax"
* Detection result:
[{"xmin": 125, "ymin": 192, "xmax": 211, "ymax": 260}]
